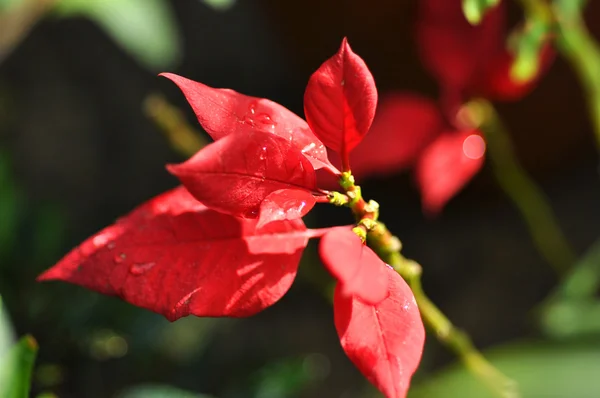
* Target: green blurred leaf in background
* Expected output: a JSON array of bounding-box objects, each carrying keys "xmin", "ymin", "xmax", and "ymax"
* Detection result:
[
  {"xmin": 0, "ymin": 297, "xmax": 15, "ymax": 358},
  {"xmin": 462, "ymin": 0, "xmax": 500, "ymax": 25},
  {"xmin": 539, "ymin": 238, "xmax": 600, "ymax": 339},
  {"xmin": 0, "ymin": 0, "xmax": 21, "ymax": 12},
  {"xmin": 118, "ymin": 384, "xmax": 216, "ymax": 398},
  {"xmin": 0, "ymin": 298, "xmax": 38, "ymax": 398},
  {"xmin": 200, "ymin": 0, "xmax": 236, "ymax": 12},
  {"xmin": 409, "ymin": 341, "xmax": 600, "ymax": 398},
  {"xmin": 54, "ymin": 0, "xmax": 182, "ymax": 70}
]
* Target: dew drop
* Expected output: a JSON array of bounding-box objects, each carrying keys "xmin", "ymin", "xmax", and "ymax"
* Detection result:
[
  {"xmin": 301, "ymin": 142, "xmax": 316, "ymax": 154},
  {"xmin": 259, "ymin": 145, "xmax": 268, "ymax": 161},
  {"xmin": 129, "ymin": 262, "xmax": 156, "ymax": 275},
  {"xmin": 92, "ymin": 234, "xmax": 111, "ymax": 247},
  {"xmin": 245, "ymin": 208, "xmax": 259, "ymax": 218}
]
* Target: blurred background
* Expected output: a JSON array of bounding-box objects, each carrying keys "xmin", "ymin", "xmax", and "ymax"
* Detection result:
[{"xmin": 1, "ymin": 0, "xmax": 600, "ymax": 397}]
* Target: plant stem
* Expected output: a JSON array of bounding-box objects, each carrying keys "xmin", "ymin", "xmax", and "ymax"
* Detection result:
[
  {"xmin": 517, "ymin": 0, "xmax": 600, "ymax": 149},
  {"xmin": 342, "ymin": 177, "xmax": 519, "ymax": 398},
  {"xmin": 461, "ymin": 99, "xmax": 575, "ymax": 276},
  {"xmin": 143, "ymin": 93, "xmax": 208, "ymax": 156}
]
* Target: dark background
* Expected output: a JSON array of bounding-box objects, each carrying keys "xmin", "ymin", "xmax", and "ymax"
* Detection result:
[{"xmin": 1, "ymin": 0, "xmax": 600, "ymax": 397}]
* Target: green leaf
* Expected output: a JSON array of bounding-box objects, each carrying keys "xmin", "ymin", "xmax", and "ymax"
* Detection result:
[
  {"xmin": 541, "ymin": 299, "xmax": 600, "ymax": 339},
  {"xmin": 0, "ymin": 297, "xmax": 15, "ymax": 358},
  {"xmin": 409, "ymin": 341, "xmax": 600, "ymax": 398},
  {"xmin": 0, "ymin": 335, "xmax": 39, "ymax": 398},
  {"xmin": 200, "ymin": 0, "xmax": 236, "ymax": 11},
  {"xmin": 554, "ymin": 0, "xmax": 588, "ymax": 18},
  {"xmin": 0, "ymin": 0, "xmax": 22, "ymax": 11},
  {"xmin": 117, "ymin": 384, "xmax": 215, "ymax": 398},
  {"xmin": 538, "ymin": 239, "xmax": 600, "ymax": 338},
  {"xmin": 54, "ymin": 0, "xmax": 181, "ymax": 70},
  {"xmin": 508, "ymin": 17, "xmax": 550, "ymax": 82},
  {"xmin": 461, "ymin": 0, "xmax": 500, "ymax": 25}
]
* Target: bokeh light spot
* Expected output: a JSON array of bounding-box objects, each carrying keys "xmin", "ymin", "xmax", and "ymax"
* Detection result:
[{"xmin": 462, "ymin": 134, "xmax": 486, "ymax": 160}]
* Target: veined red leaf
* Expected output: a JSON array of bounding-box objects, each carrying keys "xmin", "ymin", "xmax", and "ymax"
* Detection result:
[
  {"xmin": 38, "ymin": 187, "xmax": 311, "ymax": 321},
  {"xmin": 167, "ymin": 130, "xmax": 317, "ymax": 219},
  {"xmin": 415, "ymin": 130, "xmax": 486, "ymax": 215},
  {"xmin": 256, "ymin": 189, "xmax": 317, "ymax": 229},
  {"xmin": 319, "ymin": 228, "xmax": 388, "ymax": 305},
  {"xmin": 303, "ymin": 38, "xmax": 378, "ymax": 168},
  {"xmin": 334, "ymin": 266, "xmax": 425, "ymax": 398},
  {"xmin": 348, "ymin": 94, "xmax": 443, "ymax": 180},
  {"xmin": 417, "ymin": 0, "xmax": 505, "ymax": 94},
  {"xmin": 160, "ymin": 73, "xmax": 334, "ymax": 171}
]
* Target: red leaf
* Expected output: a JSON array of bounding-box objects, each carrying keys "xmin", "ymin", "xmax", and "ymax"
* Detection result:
[
  {"xmin": 257, "ymin": 189, "xmax": 317, "ymax": 229},
  {"xmin": 415, "ymin": 131, "xmax": 486, "ymax": 215},
  {"xmin": 167, "ymin": 130, "xmax": 317, "ymax": 219},
  {"xmin": 304, "ymin": 38, "xmax": 378, "ymax": 168},
  {"xmin": 38, "ymin": 187, "xmax": 312, "ymax": 321},
  {"xmin": 160, "ymin": 73, "xmax": 335, "ymax": 171},
  {"xmin": 417, "ymin": 0, "xmax": 505, "ymax": 94},
  {"xmin": 348, "ymin": 94, "xmax": 443, "ymax": 180},
  {"xmin": 474, "ymin": 43, "xmax": 555, "ymax": 102},
  {"xmin": 334, "ymin": 266, "xmax": 425, "ymax": 398},
  {"xmin": 319, "ymin": 228, "xmax": 389, "ymax": 305}
]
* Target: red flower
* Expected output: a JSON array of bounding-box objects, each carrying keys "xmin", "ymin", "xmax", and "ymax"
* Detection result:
[
  {"xmin": 38, "ymin": 39, "xmax": 425, "ymax": 398},
  {"xmin": 344, "ymin": 0, "xmax": 553, "ymax": 214}
]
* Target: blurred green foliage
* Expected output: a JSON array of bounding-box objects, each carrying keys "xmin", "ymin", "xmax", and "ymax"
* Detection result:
[
  {"xmin": 539, "ymin": 238, "xmax": 600, "ymax": 339},
  {"xmin": 54, "ymin": 0, "xmax": 181, "ymax": 70},
  {"xmin": 0, "ymin": 298, "xmax": 39, "ymax": 398},
  {"xmin": 200, "ymin": 0, "xmax": 236, "ymax": 12},
  {"xmin": 409, "ymin": 341, "xmax": 600, "ymax": 398},
  {"xmin": 118, "ymin": 384, "xmax": 215, "ymax": 398},
  {"xmin": 461, "ymin": 0, "xmax": 500, "ymax": 25}
]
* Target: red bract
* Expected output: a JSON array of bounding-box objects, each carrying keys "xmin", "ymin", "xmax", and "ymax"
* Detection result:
[
  {"xmin": 304, "ymin": 38, "xmax": 378, "ymax": 171},
  {"xmin": 39, "ymin": 39, "xmax": 427, "ymax": 398},
  {"xmin": 319, "ymin": 228, "xmax": 389, "ymax": 305},
  {"xmin": 347, "ymin": 94, "xmax": 442, "ymax": 180},
  {"xmin": 335, "ymin": 265, "xmax": 425, "ymax": 398},
  {"xmin": 167, "ymin": 130, "xmax": 318, "ymax": 219},
  {"xmin": 160, "ymin": 73, "xmax": 335, "ymax": 172},
  {"xmin": 416, "ymin": 130, "xmax": 486, "ymax": 216},
  {"xmin": 38, "ymin": 187, "xmax": 312, "ymax": 320},
  {"xmin": 417, "ymin": 0, "xmax": 553, "ymax": 106},
  {"xmin": 417, "ymin": 0, "xmax": 504, "ymax": 102},
  {"xmin": 346, "ymin": 95, "xmax": 485, "ymax": 213},
  {"xmin": 257, "ymin": 189, "xmax": 316, "ymax": 229}
]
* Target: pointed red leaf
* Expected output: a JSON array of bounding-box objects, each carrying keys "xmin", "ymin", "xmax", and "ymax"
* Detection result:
[
  {"xmin": 415, "ymin": 131, "xmax": 486, "ymax": 215},
  {"xmin": 160, "ymin": 73, "xmax": 335, "ymax": 171},
  {"xmin": 304, "ymin": 38, "xmax": 378, "ymax": 168},
  {"xmin": 167, "ymin": 130, "xmax": 317, "ymax": 219},
  {"xmin": 334, "ymin": 266, "xmax": 425, "ymax": 398},
  {"xmin": 417, "ymin": 0, "xmax": 505, "ymax": 94},
  {"xmin": 38, "ymin": 187, "xmax": 312, "ymax": 321},
  {"xmin": 319, "ymin": 228, "xmax": 389, "ymax": 305},
  {"xmin": 256, "ymin": 189, "xmax": 317, "ymax": 229},
  {"xmin": 348, "ymin": 94, "xmax": 443, "ymax": 180}
]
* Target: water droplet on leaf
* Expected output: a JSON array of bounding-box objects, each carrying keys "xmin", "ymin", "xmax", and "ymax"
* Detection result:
[{"xmin": 129, "ymin": 262, "xmax": 156, "ymax": 275}]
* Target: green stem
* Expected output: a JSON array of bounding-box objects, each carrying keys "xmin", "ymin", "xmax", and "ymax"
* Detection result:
[
  {"xmin": 343, "ymin": 179, "xmax": 519, "ymax": 398},
  {"xmin": 552, "ymin": 2, "xmax": 600, "ymax": 149},
  {"xmin": 517, "ymin": 0, "xmax": 600, "ymax": 149},
  {"xmin": 464, "ymin": 99, "xmax": 575, "ymax": 276}
]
